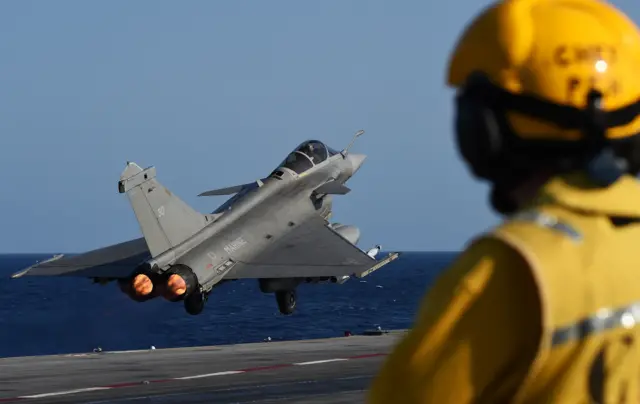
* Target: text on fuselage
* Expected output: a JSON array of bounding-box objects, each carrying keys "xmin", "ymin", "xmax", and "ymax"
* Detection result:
[{"xmin": 224, "ymin": 237, "xmax": 247, "ymax": 254}]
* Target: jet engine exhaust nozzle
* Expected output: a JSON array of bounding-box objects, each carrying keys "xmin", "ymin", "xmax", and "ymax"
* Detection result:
[
  {"xmin": 162, "ymin": 264, "xmax": 198, "ymax": 302},
  {"xmin": 167, "ymin": 274, "xmax": 187, "ymax": 296},
  {"xmin": 118, "ymin": 273, "xmax": 163, "ymax": 302},
  {"xmin": 132, "ymin": 274, "xmax": 153, "ymax": 296}
]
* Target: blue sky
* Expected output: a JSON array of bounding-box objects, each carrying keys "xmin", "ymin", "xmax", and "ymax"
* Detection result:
[{"xmin": 1, "ymin": 0, "xmax": 639, "ymax": 253}]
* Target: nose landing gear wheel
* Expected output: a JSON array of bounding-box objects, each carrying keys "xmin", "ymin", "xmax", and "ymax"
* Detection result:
[
  {"xmin": 184, "ymin": 291, "xmax": 207, "ymax": 315},
  {"xmin": 275, "ymin": 290, "xmax": 296, "ymax": 315}
]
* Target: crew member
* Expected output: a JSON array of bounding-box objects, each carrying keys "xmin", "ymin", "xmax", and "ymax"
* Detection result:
[{"xmin": 368, "ymin": 0, "xmax": 640, "ymax": 402}]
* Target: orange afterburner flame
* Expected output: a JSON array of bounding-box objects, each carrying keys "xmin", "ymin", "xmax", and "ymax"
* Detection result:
[
  {"xmin": 166, "ymin": 274, "xmax": 187, "ymax": 298},
  {"xmin": 132, "ymin": 274, "xmax": 153, "ymax": 296}
]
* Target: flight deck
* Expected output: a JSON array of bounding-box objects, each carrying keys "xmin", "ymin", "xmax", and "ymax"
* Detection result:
[{"xmin": 0, "ymin": 330, "xmax": 406, "ymax": 403}]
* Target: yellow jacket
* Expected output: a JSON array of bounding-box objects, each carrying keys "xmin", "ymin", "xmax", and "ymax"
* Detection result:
[{"xmin": 368, "ymin": 173, "xmax": 640, "ymax": 403}]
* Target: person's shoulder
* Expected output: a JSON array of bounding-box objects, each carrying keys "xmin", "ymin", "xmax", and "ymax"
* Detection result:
[
  {"xmin": 414, "ymin": 233, "xmax": 541, "ymax": 336},
  {"xmin": 426, "ymin": 235, "xmax": 535, "ymax": 305},
  {"xmin": 452, "ymin": 234, "xmax": 532, "ymax": 279}
]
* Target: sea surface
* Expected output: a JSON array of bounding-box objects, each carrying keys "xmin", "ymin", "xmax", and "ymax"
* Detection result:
[{"xmin": 0, "ymin": 251, "xmax": 456, "ymax": 358}]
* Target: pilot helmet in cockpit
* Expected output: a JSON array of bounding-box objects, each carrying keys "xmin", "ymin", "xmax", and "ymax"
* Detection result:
[{"xmin": 303, "ymin": 142, "xmax": 315, "ymax": 154}]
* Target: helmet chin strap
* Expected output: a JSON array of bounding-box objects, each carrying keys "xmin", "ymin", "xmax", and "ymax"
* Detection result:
[{"xmin": 581, "ymin": 90, "xmax": 630, "ymax": 186}]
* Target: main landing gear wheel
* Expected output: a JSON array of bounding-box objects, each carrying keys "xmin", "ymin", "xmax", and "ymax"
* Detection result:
[
  {"xmin": 276, "ymin": 290, "xmax": 296, "ymax": 315},
  {"xmin": 184, "ymin": 291, "xmax": 207, "ymax": 315}
]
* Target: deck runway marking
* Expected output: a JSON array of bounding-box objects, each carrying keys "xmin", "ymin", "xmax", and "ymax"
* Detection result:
[
  {"xmin": 20, "ymin": 387, "xmax": 112, "ymax": 398},
  {"xmin": 174, "ymin": 370, "xmax": 245, "ymax": 380},
  {"xmin": 1, "ymin": 352, "xmax": 387, "ymax": 401},
  {"xmin": 294, "ymin": 358, "xmax": 348, "ymax": 365}
]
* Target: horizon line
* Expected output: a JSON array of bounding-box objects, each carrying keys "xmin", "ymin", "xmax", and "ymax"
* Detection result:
[{"xmin": 0, "ymin": 249, "xmax": 461, "ymax": 255}]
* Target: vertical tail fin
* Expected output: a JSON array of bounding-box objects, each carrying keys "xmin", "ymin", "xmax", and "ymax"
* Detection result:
[{"xmin": 118, "ymin": 162, "xmax": 208, "ymax": 258}]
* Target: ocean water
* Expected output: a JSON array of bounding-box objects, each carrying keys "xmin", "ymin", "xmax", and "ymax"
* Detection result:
[{"xmin": 0, "ymin": 251, "xmax": 456, "ymax": 358}]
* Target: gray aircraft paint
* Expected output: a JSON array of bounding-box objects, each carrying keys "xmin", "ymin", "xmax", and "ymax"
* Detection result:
[{"xmin": 12, "ymin": 131, "xmax": 400, "ymax": 313}]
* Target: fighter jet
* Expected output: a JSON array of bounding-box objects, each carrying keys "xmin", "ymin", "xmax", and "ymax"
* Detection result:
[{"xmin": 12, "ymin": 130, "xmax": 400, "ymax": 316}]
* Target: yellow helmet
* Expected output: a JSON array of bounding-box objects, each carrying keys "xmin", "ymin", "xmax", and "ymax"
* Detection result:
[
  {"xmin": 448, "ymin": 0, "xmax": 640, "ymax": 140},
  {"xmin": 447, "ymin": 0, "xmax": 640, "ymax": 188}
]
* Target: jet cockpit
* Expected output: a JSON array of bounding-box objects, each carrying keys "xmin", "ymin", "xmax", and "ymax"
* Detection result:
[
  {"xmin": 215, "ymin": 141, "xmax": 342, "ymax": 213},
  {"xmin": 277, "ymin": 140, "xmax": 340, "ymax": 175}
]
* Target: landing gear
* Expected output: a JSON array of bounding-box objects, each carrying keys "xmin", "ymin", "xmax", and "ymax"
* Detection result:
[
  {"xmin": 184, "ymin": 290, "xmax": 207, "ymax": 315},
  {"xmin": 275, "ymin": 290, "xmax": 296, "ymax": 315}
]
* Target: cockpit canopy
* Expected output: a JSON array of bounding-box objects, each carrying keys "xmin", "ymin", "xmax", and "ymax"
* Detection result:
[{"xmin": 277, "ymin": 140, "xmax": 340, "ymax": 175}]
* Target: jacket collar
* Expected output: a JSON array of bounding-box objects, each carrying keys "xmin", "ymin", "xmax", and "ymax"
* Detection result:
[{"xmin": 532, "ymin": 173, "xmax": 640, "ymax": 218}]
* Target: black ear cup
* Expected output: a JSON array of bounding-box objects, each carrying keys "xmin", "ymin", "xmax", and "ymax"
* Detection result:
[{"xmin": 454, "ymin": 78, "xmax": 505, "ymax": 181}]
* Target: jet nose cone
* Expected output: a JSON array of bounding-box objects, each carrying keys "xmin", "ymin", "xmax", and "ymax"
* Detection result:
[{"xmin": 347, "ymin": 153, "xmax": 367, "ymax": 175}]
